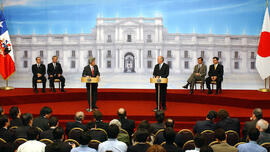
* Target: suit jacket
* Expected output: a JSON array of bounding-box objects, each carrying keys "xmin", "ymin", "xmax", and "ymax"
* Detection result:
[
  {"xmin": 87, "ymin": 129, "xmax": 108, "ymax": 142},
  {"xmin": 65, "ymin": 121, "xmax": 87, "ymax": 135},
  {"xmin": 45, "ymin": 140, "xmax": 72, "ymax": 152},
  {"xmin": 258, "ymin": 132, "xmax": 270, "ymax": 145},
  {"xmin": 15, "ymin": 126, "xmax": 30, "ymax": 139},
  {"xmin": 118, "ymin": 118, "xmax": 135, "ymax": 136},
  {"xmin": 151, "ymin": 122, "xmax": 165, "ymax": 134},
  {"xmin": 216, "ymin": 117, "xmax": 240, "ymax": 134},
  {"xmin": 47, "ymin": 62, "xmax": 63, "ymax": 76},
  {"xmin": 33, "ymin": 116, "xmax": 50, "ymax": 131},
  {"xmin": 153, "ymin": 63, "xmax": 169, "ymax": 78},
  {"xmin": 32, "ymin": 64, "xmax": 46, "ymax": 77},
  {"xmin": 127, "ymin": 143, "xmax": 150, "ymax": 152},
  {"xmin": 211, "ymin": 142, "xmax": 238, "ymax": 152},
  {"xmin": 39, "ymin": 128, "xmax": 54, "ymax": 140},
  {"xmin": 95, "ymin": 121, "xmax": 109, "ymax": 131},
  {"xmin": 162, "ymin": 143, "xmax": 178, "ymax": 152},
  {"xmin": 193, "ymin": 120, "xmax": 216, "ymax": 134},
  {"xmin": 82, "ymin": 65, "xmax": 100, "ymax": 77},
  {"xmin": 193, "ymin": 64, "xmax": 207, "ymax": 79},
  {"xmin": 242, "ymin": 119, "xmax": 258, "ymax": 141},
  {"xmin": 0, "ymin": 128, "xmax": 16, "ymax": 143},
  {"xmin": 10, "ymin": 118, "xmax": 23, "ymax": 127},
  {"xmin": 208, "ymin": 64, "xmax": 224, "ymax": 78}
]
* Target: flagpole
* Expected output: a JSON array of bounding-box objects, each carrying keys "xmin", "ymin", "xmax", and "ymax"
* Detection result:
[{"xmin": 0, "ymin": 0, "xmax": 14, "ymax": 91}]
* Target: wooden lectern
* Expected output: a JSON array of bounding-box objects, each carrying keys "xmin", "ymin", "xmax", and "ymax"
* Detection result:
[
  {"xmin": 150, "ymin": 78, "xmax": 168, "ymax": 111},
  {"xmin": 81, "ymin": 77, "xmax": 100, "ymax": 112}
]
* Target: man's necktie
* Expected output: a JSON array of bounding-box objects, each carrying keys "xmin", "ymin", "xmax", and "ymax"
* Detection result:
[
  {"xmin": 91, "ymin": 67, "xmax": 94, "ymax": 76},
  {"xmin": 214, "ymin": 65, "xmax": 217, "ymax": 70},
  {"xmin": 198, "ymin": 65, "xmax": 200, "ymax": 73}
]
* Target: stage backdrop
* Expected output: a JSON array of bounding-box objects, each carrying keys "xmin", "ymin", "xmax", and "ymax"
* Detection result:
[{"xmin": 0, "ymin": 0, "xmax": 267, "ymax": 89}]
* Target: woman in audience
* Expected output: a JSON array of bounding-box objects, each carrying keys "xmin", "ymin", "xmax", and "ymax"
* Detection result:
[
  {"xmin": 146, "ymin": 145, "xmax": 166, "ymax": 152},
  {"xmin": 9, "ymin": 106, "xmax": 23, "ymax": 127}
]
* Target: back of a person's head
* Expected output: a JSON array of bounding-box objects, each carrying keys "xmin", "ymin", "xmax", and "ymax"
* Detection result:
[
  {"xmin": 146, "ymin": 145, "xmax": 166, "ymax": 152},
  {"xmin": 79, "ymin": 131, "xmax": 91, "ymax": 145},
  {"xmin": 253, "ymin": 108, "xmax": 263, "ymax": 120},
  {"xmin": 22, "ymin": 113, "xmax": 33, "ymax": 126},
  {"xmin": 9, "ymin": 106, "xmax": 20, "ymax": 120},
  {"xmin": 135, "ymin": 128, "xmax": 149, "ymax": 142},
  {"xmin": 194, "ymin": 134, "xmax": 206, "ymax": 148},
  {"xmin": 117, "ymin": 108, "xmax": 126, "ymax": 119},
  {"xmin": 75, "ymin": 111, "xmax": 84, "ymax": 121},
  {"xmin": 138, "ymin": 120, "xmax": 154, "ymax": 134},
  {"xmin": 155, "ymin": 111, "xmax": 165, "ymax": 123},
  {"xmin": 48, "ymin": 117, "xmax": 58, "ymax": 127},
  {"xmin": 215, "ymin": 128, "xmax": 226, "ymax": 141},
  {"xmin": 107, "ymin": 124, "xmax": 119, "ymax": 139},
  {"xmin": 217, "ymin": 109, "xmax": 229, "ymax": 120},
  {"xmin": 248, "ymin": 128, "xmax": 260, "ymax": 141},
  {"xmin": 93, "ymin": 110, "xmax": 103, "ymax": 121},
  {"xmin": 0, "ymin": 115, "xmax": 8, "ymax": 128},
  {"xmin": 207, "ymin": 110, "xmax": 217, "ymax": 121},
  {"xmin": 27, "ymin": 127, "xmax": 39, "ymax": 140},
  {"xmin": 53, "ymin": 127, "xmax": 64, "ymax": 140},
  {"xmin": 109, "ymin": 119, "xmax": 122, "ymax": 128},
  {"xmin": 40, "ymin": 106, "xmax": 52, "ymax": 117},
  {"xmin": 45, "ymin": 142, "xmax": 65, "ymax": 152},
  {"xmin": 163, "ymin": 127, "xmax": 176, "ymax": 144},
  {"xmin": 200, "ymin": 146, "xmax": 214, "ymax": 152},
  {"xmin": 256, "ymin": 119, "xmax": 269, "ymax": 132},
  {"xmin": 165, "ymin": 118, "xmax": 174, "ymax": 128},
  {"xmin": 0, "ymin": 106, "xmax": 3, "ymax": 115}
]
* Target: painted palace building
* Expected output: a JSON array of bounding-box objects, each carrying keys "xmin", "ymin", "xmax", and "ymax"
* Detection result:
[{"xmin": 10, "ymin": 17, "xmax": 259, "ymax": 75}]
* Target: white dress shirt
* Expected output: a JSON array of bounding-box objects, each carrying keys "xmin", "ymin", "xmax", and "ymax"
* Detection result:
[
  {"xmin": 186, "ymin": 147, "xmax": 200, "ymax": 152},
  {"xmin": 98, "ymin": 138, "xmax": 127, "ymax": 152},
  {"xmin": 17, "ymin": 140, "xmax": 46, "ymax": 152}
]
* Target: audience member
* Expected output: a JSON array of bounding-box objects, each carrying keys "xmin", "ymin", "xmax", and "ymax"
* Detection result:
[
  {"xmin": 65, "ymin": 111, "xmax": 87, "ymax": 135},
  {"xmin": 200, "ymin": 146, "xmax": 214, "ymax": 152},
  {"xmin": 154, "ymin": 118, "xmax": 174, "ymax": 145},
  {"xmin": 151, "ymin": 110, "xmax": 165, "ymax": 134},
  {"xmin": 216, "ymin": 109, "xmax": 240, "ymax": 134},
  {"xmin": 193, "ymin": 110, "xmax": 217, "ymax": 134},
  {"xmin": 15, "ymin": 113, "xmax": 33, "ymax": 139},
  {"xmin": 162, "ymin": 127, "xmax": 178, "ymax": 152},
  {"xmin": 128, "ymin": 128, "xmax": 150, "ymax": 152},
  {"xmin": 238, "ymin": 128, "xmax": 267, "ymax": 152},
  {"xmin": 0, "ymin": 115, "xmax": 15, "ymax": 143},
  {"xmin": 17, "ymin": 127, "xmax": 46, "ymax": 152},
  {"xmin": 33, "ymin": 106, "xmax": 52, "ymax": 131},
  {"xmin": 40, "ymin": 116, "xmax": 58, "ymax": 140},
  {"xmin": 88, "ymin": 110, "xmax": 109, "ymax": 131},
  {"xmin": 0, "ymin": 106, "xmax": 4, "ymax": 116},
  {"xmin": 9, "ymin": 106, "xmax": 23, "ymax": 127},
  {"xmin": 186, "ymin": 134, "xmax": 206, "ymax": 152},
  {"xmin": 146, "ymin": 145, "xmax": 166, "ymax": 152},
  {"xmin": 110, "ymin": 119, "xmax": 130, "ymax": 146},
  {"xmin": 98, "ymin": 124, "xmax": 127, "ymax": 152},
  {"xmin": 256, "ymin": 119, "xmax": 270, "ymax": 144},
  {"xmin": 71, "ymin": 131, "xmax": 97, "ymax": 152},
  {"xmin": 117, "ymin": 108, "xmax": 135, "ymax": 136}
]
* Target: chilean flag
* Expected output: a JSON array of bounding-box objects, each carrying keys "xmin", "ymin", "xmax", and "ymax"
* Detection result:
[
  {"xmin": 256, "ymin": 6, "xmax": 270, "ymax": 80},
  {"xmin": 0, "ymin": 10, "xmax": 15, "ymax": 80}
]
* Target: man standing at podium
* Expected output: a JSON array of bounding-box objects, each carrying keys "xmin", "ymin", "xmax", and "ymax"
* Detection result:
[
  {"xmin": 47, "ymin": 56, "xmax": 66, "ymax": 92},
  {"xmin": 82, "ymin": 57, "xmax": 100, "ymax": 110},
  {"xmin": 153, "ymin": 56, "xmax": 169, "ymax": 111},
  {"xmin": 32, "ymin": 57, "xmax": 46, "ymax": 93}
]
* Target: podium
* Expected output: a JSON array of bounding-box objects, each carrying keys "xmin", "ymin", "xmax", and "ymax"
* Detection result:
[
  {"xmin": 150, "ymin": 78, "xmax": 168, "ymax": 111},
  {"xmin": 81, "ymin": 77, "xmax": 100, "ymax": 112}
]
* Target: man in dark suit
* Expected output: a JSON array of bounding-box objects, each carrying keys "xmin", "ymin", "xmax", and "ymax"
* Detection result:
[
  {"xmin": 216, "ymin": 109, "xmax": 240, "ymax": 134},
  {"xmin": 117, "ymin": 108, "xmax": 135, "ymax": 137},
  {"xmin": 151, "ymin": 110, "xmax": 165, "ymax": 134},
  {"xmin": 15, "ymin": 113, "xmax": 33, "ymax": 139},
  {"xmin": 153, "ymin": 56, "xmax": 169, "ymax": 111},
  {"xmin": 193, "ymin": 110, "xmax": 217, "ymax": 134},
  {"xmin": 0, "ymin": 115, "xmax": 15, "ymax": 143},
  {"xmin": 47, "ymin": 56, "xmax": 65, "ymax": 92},
  {"xmin": 242, "ymin": 108, "xmax": 263, "ymax": 141},
  {"xmin": 183, "ymin": 57, "xmax": 207, "ymax": 94},
  {"xmin": 128, "ymin": 128, "xmax": 150, "ymax": 152},
  {"xmin": 39, "ymin": 117, "xmax": 58, "ymax": 140},
  {"xmin": 33, "ymin": 106, "xmax": 52, "ymax": 131},
  {"xmin": 65, "ymin": 111, "xmax": 87, "ymax": 136},
  {"xmin": 32, "ymin": 57, "xmax": 47, "ymax": 93},
  {"xmin": 205, "ymin": 57, "xmax": 224, "ymax": 95},
  {"xmin": 256, "ymin": 119, "xmax": 270, "ymax": 145},
  {"xmin": 87, "ymin": 110, "xmax": 108, "ymax": 131},
  {"xmin": 82, "ymin": 57, "xmax": 100, "ymax": 110}
]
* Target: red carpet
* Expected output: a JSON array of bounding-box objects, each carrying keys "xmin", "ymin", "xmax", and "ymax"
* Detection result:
[{"xmin": 0, "ymin": 88, "xmax": 270, "ymax": 134}]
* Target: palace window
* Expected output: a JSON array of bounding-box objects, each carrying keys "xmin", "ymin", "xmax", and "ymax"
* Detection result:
[
  {"xmin": 147, "ymin": 61, "xmax": 152, "ymax": 69},
  {"xmin": 23, "ymin": 50, "xmax": 28, "ymax": 58},
  {"xmin": 71, "ymin": 60, "xmax": 76, "ymax": 68},
  {"xmin": 147, "ymin": 50, "xmax": 152, "ymax": 58},
  {"xmin": 147, "ymin": 35, "xmax": 152, "ymax": 42},
  {"xmin": 72, "ymin": 50, "xmax": 76, "ymax": 58},
  {"xmin": 40, "ymin": 50, "xmax": 44, "ymax": 58},
  {"xmin": 218, "ymin": 51, "xmax": 222, "ymax": 59},
  {"xmin": 201, "ymin": 51, "xmax": 205, "ymax": 58},
  {"xmin": 234, "ymin": 51, "xmax": 239, "ymax": 59},
  {"xmin": 184, "ymin": 51, "xmax": 189, "ymax": 58},
  {"xmin": 234, "ymin": 62, "xmax": 239, "ymax": 69},
  {"xmin": 107, "ymin": 35, "xmax": 112, "ymax": 43},
  {"xmin": 107, "ymin": 50, "xmax": 112, "ymax": 58},
  {"xmin": 56, "ymin": 50, "xmax": 60, "ymax": 57},
  {"xmin": 167, "ymin": 50, "xmax": 172, "ymax": 58},
  {"xmin": 127, "ymin": 35, "xmax": 132, "ymax": 42},
  {"xmin": 107, "ymin": 60, "xmax": 111, "ymax": 68},
  {"xmin": 168, "ymin": 61, "xmax": 172, "ymax": 69},
  {"xmin": 251, "ymin": 52, "xmax": 255, "ymax": 59},
  {"xmin": 184, "ymin": 61, "xmax": 189, "ymax": 69},
  {"xmin": 88, "ymin": 50, "xmax": 92, "ymax": 57},
  {"xmin": 251, "ymin": 62, "xmax": 255, "ymax": 69},
  {"xmin": 23, "ymin": 60, "xmax": 28, "ymax": 68}
]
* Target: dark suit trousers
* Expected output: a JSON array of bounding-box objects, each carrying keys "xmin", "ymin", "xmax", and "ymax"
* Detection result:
[
  {"xmin": 206, "ymin": 77, "xmax": 222, "ymax": 92},
  {"xmin": 49, "ymin": 75, "xmax": 65, "ymax": 89},
  {"xmin": 155, "ymin": 84, "xmax": 167, "ymax": 109},
  {"xmin": 87, "ymin": 83, "xmax": 98, "ymax": 108},
  {"xmin": 32, "ymin": 76, "xmax": 46, "ymax": 89}
]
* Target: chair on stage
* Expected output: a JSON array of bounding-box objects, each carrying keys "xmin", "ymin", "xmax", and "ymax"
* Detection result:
[
  {"xmin": 40, "ymin": 139, "xmax": 54, "ymax": 145},
  {"xmin": 211, "ymin": 81, "xmax": 222, "ymax": 93},
  {"xmin": 50, "ymin": 79, "xmax": 61, "ymax": 91},
  {"xmin": 183, "ymin": 140, "xmax": 195, "ymax": 151},
  {"xmin": 201, "ymin": 130, "xmax": 216, "ymax": 145},
  {"xmin": 175, "ymin": 129, "xmax": 194, "ymax": 148},
  {"xmin": 88, "ymin": 140, "xmax": 101, "ymax": 150},
  {"xmin": 225, "ymin": 130, "xmax": 239, "ymax": 146},
  {"xmin": 195, "ymin": 81, "xmax": 205, "ymax": 91}
]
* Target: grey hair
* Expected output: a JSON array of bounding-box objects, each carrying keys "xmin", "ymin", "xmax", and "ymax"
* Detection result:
[
  {"xmin": 75, "ymin": 111, "xmax": 84, "ymax": 121},
  {"xmin": 159, "ymin": 56, "xmax": 164, "ymax": 62},
  {"xmin": 89, "ymin": 57, "xmax": 96, "ymax": 64},
  {"xmin": 109, "ymin": 119, "xmax": 122, "ymax": 128},
  {"xmin": 257, "ymin": 119, "xmax": 269, "ymax": 131}
]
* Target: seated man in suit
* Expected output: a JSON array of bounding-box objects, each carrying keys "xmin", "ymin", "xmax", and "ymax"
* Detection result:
[
  {"xmin": 9, "ymin": 106, "xmax": 23, "ymax": 127},
  {"xmin": 205, "ymin": 57, "xmax": 224, "ymax": 95},
  {"xmin": 193, "ymin": 110, "xmax": 217, "ymax": 134},
  {"xmin": 15, "ymin": 113, "xmax": 33, "ymax": 139},
  {"xmin": 32, "ymin": 57, "xmax": 46, "ymax": 93},
  {"xmin": 153, "ymin": 56, "xmax": 169, "ymax": 111},
  {"xmin": 0, "ymin": 115, "xmax": 16, "ymax": 143},
  {"xmin": 216, "ymin": 109, "xmax": 240, "ymax": 134},
  {"xmin": 91, "ymin": 110, "xmax": 108, "ymax": 131},
  {"xmin": 151, "ymin": 110, "xmax": 165, "ymax": 134},
  {"xmin": 211, "ymin": 128, "xmax": 238, "ymax": 152},
  {"xmin": 47, "ymin": 56, "xmax": 65, "ymax": 92},
  {"xmin": 65, "ymin": 111, "xmax": 87, "ymax": 136},
  {"xmin": 183, "ymin": 57, "xmax": 207, "ymax": 94},
  {"xmin": 39, "ymin": 117, "xmax": 58, "ymax": 140},
  {"xmin": 117, "ymin": 108, "xmax": 135, "ymax": 137},
  {"xmin": 154, "ymin": 118, "xmax": 174, "ymax": 145},
  {"xmin": 128, "ymin": 128, "xmax": 150, "ymax": 152},
  {"xmin": 82, "ymin": 57, "xmax": 100, "ymax": 110},
  {"xmin": 33, "ymin": 106, "xmax": 52, "ymax": 131},
  {"xmin": 256, "ymin": 119, "xmax": 270, "ymax": 145}
]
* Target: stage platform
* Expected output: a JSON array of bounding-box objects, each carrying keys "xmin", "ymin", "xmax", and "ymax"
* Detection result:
[{"xmin": 0, "ymin": 88, "xmax": 270, "ymax": 133}]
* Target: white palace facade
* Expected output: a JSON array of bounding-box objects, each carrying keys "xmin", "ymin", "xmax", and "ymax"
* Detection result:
[{"xmin": 10, "ymin": 17, "xmax": 259, "ymax": 75}]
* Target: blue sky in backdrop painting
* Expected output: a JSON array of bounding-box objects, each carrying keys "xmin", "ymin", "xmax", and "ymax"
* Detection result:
[{"xmin": 2, "ymin": 0, "xmax": 267, "ymax": 35}]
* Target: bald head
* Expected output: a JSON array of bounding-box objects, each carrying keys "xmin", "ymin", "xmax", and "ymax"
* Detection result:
[
  {"xmin": 117, "ymin": 108, "xmax": 126, "ymax": 119},
  {"xmin": 75, "ymin": 111, "xmax": 84, "ymax": 121},
  {"xmin": 256, "ymin": 119, "xmax": 269, "ymax": 132}
]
